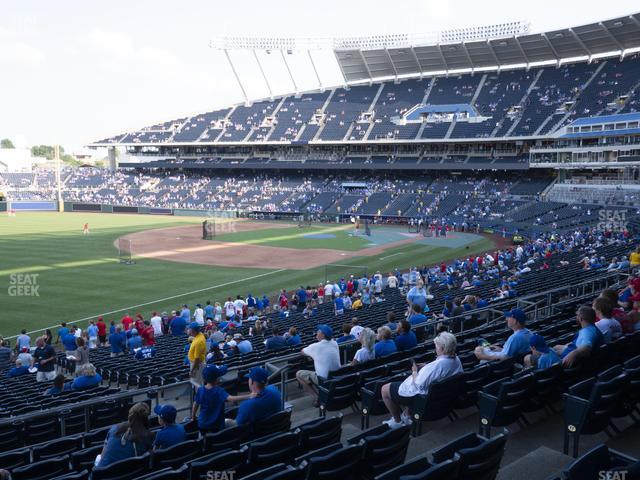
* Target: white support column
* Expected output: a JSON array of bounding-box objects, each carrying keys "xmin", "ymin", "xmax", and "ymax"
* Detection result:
[
  {"xmin": 280, "ymin": 50, "xmax": 298, "ymax": 94},
  {"xmin": 224, "ymin": 49, "xmax": 249, "ymax": 105},
  {"xmin": 307, "ymin": 50, "xmax": 323, "ymax": 91},
  {"xmin": 540, "ymin": 34, "xmax": 562, "ymax": 66},
  {"xmin": 385, "ymin": 48, "xmax": 399, "ymax": 82},
  {"xmin": 253, "ymin": 50, "xmax": 273, "ymax": 100},
  {"xmin": 568, "ymin": 29, "xmax": 593, "ymax": 59}
]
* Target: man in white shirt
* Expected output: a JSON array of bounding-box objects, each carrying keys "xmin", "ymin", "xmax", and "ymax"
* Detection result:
[
  {"xmin": 387, "ymin": 273, "xmax": 398, "ymax": 289},
  {"xmin": 233, "ymin": 296, "xmax": 245, "ymax": 320},
  {"xmin": 349, "ymin": 317, "xmax": 364, "ymax": 339},
  {"xmin": 150, "ymin": 312, "xmax": 163, "ymax": 336},
  {"xmin": 593, "ymin": 297, "xmax": 622, "ymax": 342},
  {"xmin": 296, "ymin": 324, "xmax": 341, "ymax": 407},
  {"xmin": 324, "ymin": 282, "xmax": 334, "ymax": 300},
  {"xmin": 194, "ymin": 304, "xmax": 205, "ymax": 326},
  {"xmin": 224, "ymin": 297, "xmax": 236, "ymax": 321},
  {"xmin": 381, "ymin": 332, "xmax": 462, "ymax": 429}
]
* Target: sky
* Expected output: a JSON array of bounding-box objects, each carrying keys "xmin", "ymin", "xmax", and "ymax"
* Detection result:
[{"xmin": 1, "ymin": 0, "xmax": 638, "ymax": 152}]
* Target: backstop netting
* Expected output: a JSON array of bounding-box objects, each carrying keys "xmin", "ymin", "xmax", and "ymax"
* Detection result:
[
  {"xmin": 117, "ymin": 238, "xmax": 135, "ymax": 265},
  {"xmin": 324, "ymin": 264, "xmax": 368, "ymax": 284}
]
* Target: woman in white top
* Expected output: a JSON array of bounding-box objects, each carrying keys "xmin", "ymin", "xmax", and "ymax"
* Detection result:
[
  {"xmin": 351, "ymin": 328, "xmax": 375, "ymax": 366},
  {"xmin": 381, "ymin": 332, "xmax": 463, "ymax": 429}
]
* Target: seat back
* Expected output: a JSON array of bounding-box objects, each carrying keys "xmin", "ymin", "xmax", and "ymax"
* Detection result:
[
  {"xmin": 0, "ymin": 448, "xmax": 30, "ymax": 470},
  {"xmin": 91, "ymin": 452, "xmax": 150, "ymax": 480},
  {"xmin": 152, "ymin": 439, "xmax": 201, "ymax": 469},
  {"xmin": 248, "ymin": 431, "xmax": 300, "ymax": 469},
  {"xmin": 397, "ymin": 459, "xmax": 459, "ymax": 480},
  {"xmin": 418, "ymin": 373, "xmax": 465, "ymax": 421},
  {"xmin": 562, "ymin": 444, "xmax": 612, "ymax": 480},
  {"xmin": 252, "ymin": 409, "xmax": 292, "ymax": 437},
  {"xmin": 11, "ymin": 455, "xmax": 70, "ymax": 480},
  {"xmin": 204, "ymin": 425, "xmax": 250, "ymax": 453},
  {"xmin": 188, "ymin": 448, "xmax": 249, "ymax": 480},
  {"xmin": 373, "ymin": 456, "xmax": 431, "ymax": 480},
  {"xmin": 457, "ymin": 432, "xmax": 508, "ymax": 479},
  {"xmin": 70, "ymin": 445, "xmax": 103, "ymax": 472},
  {"xmin": 32, "ymin": 435, "xmax": 83, "ymax": 461},
  {"xmin": 454, "ymin": 364, "xmax": 490, "ymax": 410},
  {"xmin": 305, "ymin": 444, "xmax": 364, "ymax": 480},
  {"xmin": 322, "ymin": 374, "xmax": 359, "ymax": 411},
  {"xmin": 296, "ymin": 416, "xmax": 342, "ymax": 451},
  {"xmin": 359, "ymin": 425, "xmax": 411, "ymax": 477}
]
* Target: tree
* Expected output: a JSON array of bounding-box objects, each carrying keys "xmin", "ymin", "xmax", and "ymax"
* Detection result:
[{"xmin": 0, "ymin": 138, "xmax": 15, "ymax": 149}]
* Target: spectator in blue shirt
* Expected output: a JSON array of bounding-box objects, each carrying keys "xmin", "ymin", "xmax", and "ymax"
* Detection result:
[
  {"xmin": 374, "ymin": 326, "xmax": 398, "ymax": 358},
  {"xmin": 297, "ymin": 287, "xmax": 307, "ymax": 308},
  {"xmin": 385, "ymin": 312, "xmax": 398, "ymax": 332},
  {"xmin": 474, "ymin": 308, "xmax": 532, "ymax": 362},
  {"xmin": 134, "ymin": 346, "xmax": 156, "ymax": 360},
  {"xmin": 406, "ymin": 279, "xmax": 428, "ymax": 311},
  {"xmin": 97, "ymin": 402, "xmax": 154, "ymax": 468},
  {"xmin": 265, "ymin": 328, "xmax": 286, "ymax": 350},
  {"xmin": 235, "ymin": 334, "xmax": 253, "ymax": 354},
  {"xmin": 284, "ymin": 327, "xmax": 301, "ymax": 346},
  {"xmin": 56, "ymin": 322, "xmax": 69, "ymax": 344},
  {"xmin": 62, "ymin": 331, "xmax": 78, "ymax": 352},
  {"xmin": 336, "ymin": 324, "xmax": 355, "ymax": 344},
  {"xmin": 525, "ymin": 334, "xmax": 560, "ymax": 370},
  {"xmin": 109, "ymin": 327, "xmax": 126, "ymax": 357},
  {"xmin": 234, "ymin": 367, "xmax": 282, "ymax": 427},
  {"xmin": 127, "ymin": 329, "xmax": 142, "ymax": 350},
  {"xmin": 67, "ymin": 363, "xmax": 102, "ymax": 390},
  {"xmin": 553, "ymin": 306, "xmax": 604, "ymax": 368},
  {"xmin": 45, "ymin": 374, "xmax": 67, "ymax": 395},
  {"xmin": 16, "ymin": 329, "xmax": 30, "ymax": 351},
  {"xmin": 7, "ymin": 359, "xmax": 29, "ymax": 377},
  {"xmin": 170, "ymin": 315, "xmax": 188, "ymax": 336},
  {"xmin": 153, "ymin": 404, "xmax": 186, "ymax": 450},
  {"xmin": 191, "ymin": 365, "xmax": 252, "ymax": 433},
  {"xmin": 394, "ymin": 320, "xmax": 418, "ymax": 351},
  {"xmin": 204, "ymin": 301, "xmax": 215, "ymax": 321},
  {"xmin": 334, "ymin": 294, "xmax": 345, "ymax": 315},
  {"xmin": 408, "ymin": 304, "xmax": 428, "ymax": 326},
  {"xmin": 261, "ymin": 295, "xmax": 270, "ymax": 311}
]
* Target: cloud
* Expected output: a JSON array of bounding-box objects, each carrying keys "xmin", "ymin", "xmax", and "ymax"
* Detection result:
[{"xmin": 0, "ymin": 41, "xmax": 44, "ymax": 66}]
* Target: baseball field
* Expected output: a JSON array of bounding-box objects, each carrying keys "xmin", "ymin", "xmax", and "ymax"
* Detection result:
[{"xmin": 0, "ymin": 212, "xmax": 496, "ymax": 337}]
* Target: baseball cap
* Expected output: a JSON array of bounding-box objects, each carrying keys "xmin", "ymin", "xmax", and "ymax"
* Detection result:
[
  {"xmin": 188, "ymin": 322, "xmax": 200, "ymax": 331},
  {"xmin": 233, "ymin": 333, "xmax": 243, "ymax": 340},
  {"xmin": 529, "ymin": 334, "xmax": 550, "ymax": 353},
  {"xmin": 504, "ymin": 308, "xmax": 527, "ymax": 324},
  {"xmin": 202, "ymin": 364, "xmax": 228, "ymax": 383},
  {"xmin": 317, "ymin": 324, "xmax": 333, "ymax": 339},
  {"xmin": 245, "ymin": 366, "xmax": 269, "ymax": 384},
  {"xmin": 130, "ymin": 328, "xmax": 138, "ymax": 335},
  {"xmin": 154, "ymin": 404, "xmax": 177, "ymax": 423}
]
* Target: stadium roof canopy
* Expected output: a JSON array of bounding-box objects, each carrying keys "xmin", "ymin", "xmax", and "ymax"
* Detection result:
[{"xmin": 335, "ymin": 13, "xmax": 640, "ymax": 83}]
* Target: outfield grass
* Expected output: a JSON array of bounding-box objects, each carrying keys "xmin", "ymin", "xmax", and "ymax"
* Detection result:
[{"xmin": 0, "ymin": 212, "xmax": 494, "ymax": 338}]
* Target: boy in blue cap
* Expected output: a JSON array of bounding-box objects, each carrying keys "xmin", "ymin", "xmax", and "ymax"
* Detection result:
[
  {"xmin": 234, "ymin": 367, "xmax": 282, "ymax": 426},
  {"xmin": 474, "ymin": 308, "xmax": 532, "ymax": 362},
  {"xmin": 153, "ymin": 404, "xmax": 186, "ymax": 450},
  {"xmin": 525, "ymin": 334, "xmax": 560, "ymax": 369},
  {"xmin": 191, "ymin": 364, "xmax": 253, "ymax": 433}
]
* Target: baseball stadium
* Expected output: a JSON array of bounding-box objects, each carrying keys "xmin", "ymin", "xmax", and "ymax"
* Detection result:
[{"xmin": 1, "ymin": 3, "xmax": 640, "ymax": 480}]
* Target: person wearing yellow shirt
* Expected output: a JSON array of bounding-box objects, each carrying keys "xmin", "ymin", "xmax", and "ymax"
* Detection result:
[
  {"xmin": 352, "ymin": 295, "xmax": 363, "ymax": 310},
  {"xmin": 630, "ymin": 246, "xmax": 640, "ymax": 267},
  {"xmin": 188, "ymin": 322, "xmax": 207, "ymax": 385}
]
